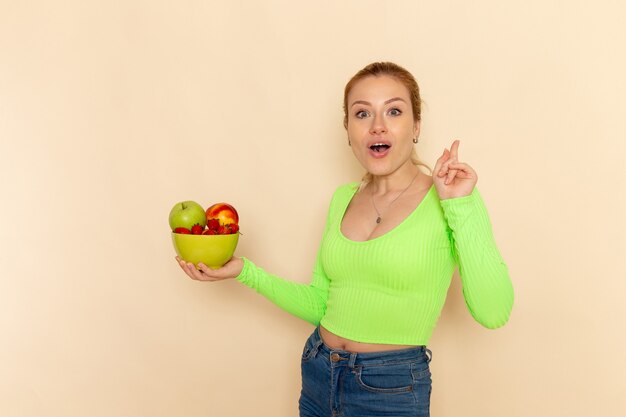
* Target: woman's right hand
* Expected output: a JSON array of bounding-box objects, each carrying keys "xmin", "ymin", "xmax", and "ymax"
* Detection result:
[{"xmin": 176, "ymin": 256, "xmax": 244, "ymax": 282}]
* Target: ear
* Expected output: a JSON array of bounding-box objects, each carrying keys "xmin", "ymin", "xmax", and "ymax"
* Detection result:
[{"xmin": 413, "ymin": 120, "xmax": 421, "ymax": 138}]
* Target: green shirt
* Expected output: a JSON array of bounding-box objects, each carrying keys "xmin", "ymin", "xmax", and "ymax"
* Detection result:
[{"xmin": 236, "ymin": 182, "xmax": 514, "ymax": 345}]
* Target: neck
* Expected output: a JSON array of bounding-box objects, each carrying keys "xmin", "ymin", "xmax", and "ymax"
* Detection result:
[{"xmin": 369, "ymin": 163, "xmax": 421, "ymax": 196}]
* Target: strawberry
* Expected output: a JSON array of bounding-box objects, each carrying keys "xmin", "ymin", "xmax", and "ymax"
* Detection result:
[
  {"xmin": 217, "ymin": 225, "xmax": 226, "ymax": 235},
  {"xmin": 226, "ymin": 223, "xmax": 239, "ymax": 234},
  {"xmin": 203, "ymin": 228, "xmax": 218, "ymax": 235},
  {"xmin": 174, "ymin": 227, "xmax": 191, "ymax": 234},
  {"xmin": 207, "ymin": 218, "xmax": 220, "ymax": 231},
  {"xmin": 191, "ymin": 224, "xmax": 204, "ymax": 235}
]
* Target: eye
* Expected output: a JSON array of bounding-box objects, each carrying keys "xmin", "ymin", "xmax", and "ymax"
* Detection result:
[
  {"xmin": 355, "ymin": 110, "xmax": 369, "ymax": 119},
  {"xmin": 388, "ymin": 108, "xmax": 402, "ymax": 116}
]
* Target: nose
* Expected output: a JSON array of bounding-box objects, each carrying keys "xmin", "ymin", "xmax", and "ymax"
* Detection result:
[{"xmin": 369, "ymin": 114, "xmax": 387, "ymax": 135}]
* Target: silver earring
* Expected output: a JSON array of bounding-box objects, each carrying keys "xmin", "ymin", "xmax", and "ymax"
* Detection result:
[{"xmin": 413, "ymin": 137, "xmax": 418, "ymax": 144}]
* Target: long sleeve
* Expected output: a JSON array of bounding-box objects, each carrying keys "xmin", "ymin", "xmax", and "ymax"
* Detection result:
[
  {"xmin": 235, "ymin": 250, "xmax": 329, "ymax": 325},
  {"xmin": 440, "ymin": 188, "xmax": 514, "ymax": 329},
  {"xmin": 234, "ymin": 199, "xmax": 335, "ymax": 325}
]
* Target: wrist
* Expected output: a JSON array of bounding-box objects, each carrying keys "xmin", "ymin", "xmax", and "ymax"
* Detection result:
[
  {"xmin": 232, "ymin": 257, "xmax": 244, "ymax": 275},
  {"xmin": 232, "ymin": 256, "xmax": 247, "ymax": 280}
]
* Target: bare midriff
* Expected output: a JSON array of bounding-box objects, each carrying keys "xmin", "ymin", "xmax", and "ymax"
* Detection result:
[{"xmin": 319, "ymin": 326, "xmax": 417, "ymax": 353}]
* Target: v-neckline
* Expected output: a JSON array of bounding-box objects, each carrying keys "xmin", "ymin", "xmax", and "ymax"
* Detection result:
[{"xmin": 338, "ymin": 184, "xmax": 435, "ymax": 244}]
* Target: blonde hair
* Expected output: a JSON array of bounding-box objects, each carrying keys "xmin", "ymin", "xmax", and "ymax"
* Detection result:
[{"xmin": 343, "ymin": 62, "xmax": 432, "ymax": 189}]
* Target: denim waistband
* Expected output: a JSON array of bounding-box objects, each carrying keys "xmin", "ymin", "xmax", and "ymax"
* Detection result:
[{"xmin": 308, "ymin": 327, "xmax": 432, "ymax": 367}]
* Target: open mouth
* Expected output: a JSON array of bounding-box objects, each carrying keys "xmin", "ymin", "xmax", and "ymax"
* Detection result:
[{"xmin": 370, "ymin": 143, "xmax": 391, "ymax": 153}]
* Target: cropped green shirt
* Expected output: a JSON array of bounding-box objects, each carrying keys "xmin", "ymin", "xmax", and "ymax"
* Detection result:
[{"xmin": 236, "ymin": 183, "xmax": 514, "ymax": 346}]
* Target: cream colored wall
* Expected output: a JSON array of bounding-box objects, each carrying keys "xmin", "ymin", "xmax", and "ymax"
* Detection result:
[{"xmin": 1, "ymin": 1, "xmax": 624, "ymax": 416}]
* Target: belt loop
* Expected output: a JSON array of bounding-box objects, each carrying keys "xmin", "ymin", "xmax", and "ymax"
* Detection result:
[
  {"xmin": 348, "ymin": 352, "xmax": 357, "ymax": 368},
  {"xmin": 309, "ymin": 328, "xmax": 324, "ymax": 358},
  {"xmin": 311, "ymin": 338, "xmax": 323, "ymax": 358},
  {"xmin": 425, "ymin": 348, "xmax": 433, "ymax": 363}
]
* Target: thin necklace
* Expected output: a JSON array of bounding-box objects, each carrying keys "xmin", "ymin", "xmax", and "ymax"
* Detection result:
[{"xmin": 371, "ymin": 171, "xmax": 419, "ymax": 224}]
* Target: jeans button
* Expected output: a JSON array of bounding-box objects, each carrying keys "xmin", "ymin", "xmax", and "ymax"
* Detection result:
[{"xmin": 330, "ymin": 353, "xmax": 341, "ymax": 362}]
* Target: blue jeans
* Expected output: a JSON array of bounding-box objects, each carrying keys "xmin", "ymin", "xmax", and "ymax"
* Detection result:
[{"xmin": 299, "ymin": 327, "xmax": 432, "ymax": 417}]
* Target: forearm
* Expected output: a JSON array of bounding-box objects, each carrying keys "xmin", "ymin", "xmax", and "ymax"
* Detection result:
[{"xmin": 235, "ymin": 257, "xmax": 328, "ymax": 325}]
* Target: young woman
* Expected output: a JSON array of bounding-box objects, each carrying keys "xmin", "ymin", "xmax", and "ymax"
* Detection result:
[{"xmin": 177, "ymin": 62, "xmax": 514, "ymax": 417}]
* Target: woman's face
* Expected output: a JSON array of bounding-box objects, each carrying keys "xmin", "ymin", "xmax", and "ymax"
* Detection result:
[{"xmin": 346, "ymin": 75, "xmax": 419, "ymax": 177}]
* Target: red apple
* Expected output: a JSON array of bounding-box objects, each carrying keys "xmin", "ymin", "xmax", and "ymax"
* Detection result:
[{"xmin": 206, "ymin": 203, "xmax": 239, "ymax": 226}]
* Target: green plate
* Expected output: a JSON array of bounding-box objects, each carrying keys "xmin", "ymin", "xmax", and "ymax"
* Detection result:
[{"xmin": 172, "ymin": 232, "xmax": 239, "ymax": 269}]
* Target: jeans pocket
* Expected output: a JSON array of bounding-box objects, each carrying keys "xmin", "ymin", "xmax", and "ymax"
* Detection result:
[
  {"xmin": 301, "ymin": 335, "xmax": 321, "ymax": 363},
  {"xmin": 354, "ymin": 362, "xmax": 415, "ymax": 394},
  {"xmin": 411, "ymin": 360, "xmax": 432, "ymax": 382},
  {"xmin": 301, "ymin": 345, "xmax": 315, "ymax": 362},
  {"xmin": 410, "ymin": 361, "xmax": 432, "ymax": 412}
]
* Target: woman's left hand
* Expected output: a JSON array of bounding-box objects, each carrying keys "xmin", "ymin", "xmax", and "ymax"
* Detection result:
[{"xmin": 433, "ymin": 140, "xmax": 478, "ymax": 200}]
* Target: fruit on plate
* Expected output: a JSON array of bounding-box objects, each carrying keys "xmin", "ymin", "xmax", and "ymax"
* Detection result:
[
  {"xmin": 191, "ymin": 224, "xmax": 204, "ymax": 235},
  {"xmin": 205, "ymin": 203, "xmax": 239, "ymax": 226},
  {"xmin": 170, "ymin": 200, "xmax": 241, "ymax": 269},
  {"xmin": 206, "ymin": 218, "xmax": 220, "ymax": 232},
  {"xmin": 169, "ymin": 201, "xmax": 207, "ymax": 230},
  {"xmin": 170, "ymin": 201, "xmax": 240, "ymax": 235}
]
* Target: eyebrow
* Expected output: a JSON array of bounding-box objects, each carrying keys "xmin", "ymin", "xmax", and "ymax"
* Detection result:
[{"xmin": 350, "ymin": 97, "xmax": 407, "ymax": 108}]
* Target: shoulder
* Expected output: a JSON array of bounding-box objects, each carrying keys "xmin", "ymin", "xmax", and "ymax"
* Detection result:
[
  {"xmin": 323, "ymin": 181, "xmax": 359, "ymax": 217},
  {"xmin": 329, "ymin": 181, "xmax": 359, "ymax": 204},
  {"xmin": 333, "ymin": 181, "xmax": 360, "ymax": 196}
]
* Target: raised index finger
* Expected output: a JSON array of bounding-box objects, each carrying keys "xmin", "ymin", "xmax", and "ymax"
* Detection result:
[{"xmin": 449, "ymin": 139, "xmax": 461, "ymax": 159}]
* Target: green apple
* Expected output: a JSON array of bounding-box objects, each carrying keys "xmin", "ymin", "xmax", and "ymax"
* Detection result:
[{"xmin": 169, "ymin": 201, "xmax": 207, "ymax": 231}]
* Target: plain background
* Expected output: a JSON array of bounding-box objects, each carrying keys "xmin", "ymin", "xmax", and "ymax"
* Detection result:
[{"xmin": 1, "ymin": 1, "xmax": 625, "ymax": 416}]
